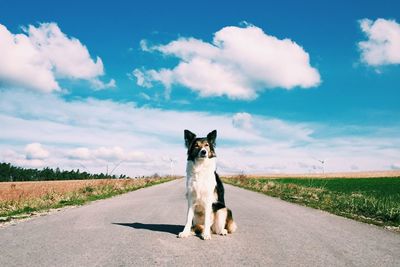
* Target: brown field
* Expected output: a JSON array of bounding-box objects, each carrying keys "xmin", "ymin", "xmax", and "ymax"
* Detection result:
[
  {"xmin": 223, "ymin": 170, "xmax": 400, "ymax": 179},
  {"xmin": 0, "ymin": 178, "xmax": 163, "ymax": 202},
  {"xmin": 0, "ymin": 177, "xmax": 176, "ymax": 222}
]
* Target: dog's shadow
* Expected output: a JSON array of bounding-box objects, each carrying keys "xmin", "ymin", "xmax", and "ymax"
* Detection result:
[{"xmin": 112, "ymin": 222, "xmax": 184, "ymax": 235}]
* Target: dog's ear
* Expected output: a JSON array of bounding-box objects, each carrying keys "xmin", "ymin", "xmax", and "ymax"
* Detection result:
[
  {"xmin": 184, "ymin": 130, "xmax": 196, "ymax": 148},
  {"xmin": 207, "ymin": 130, "xmax": 217, "ymax": 146}
]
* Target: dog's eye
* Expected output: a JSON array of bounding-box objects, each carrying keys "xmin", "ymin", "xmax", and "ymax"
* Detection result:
[{"xmin": 205, "ymin": 144, "xmax": 209, "ymax": 147}]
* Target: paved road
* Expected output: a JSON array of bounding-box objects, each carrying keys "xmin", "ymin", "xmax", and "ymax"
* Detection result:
[{"xmin": 0, "ymin": 179, "xmax": 399, "ymax": 266}]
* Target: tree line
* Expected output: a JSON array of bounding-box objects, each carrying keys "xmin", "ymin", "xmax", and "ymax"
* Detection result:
[{"xmin": 0, "ymin": 162, "xmax": 127, "ymax": 182}]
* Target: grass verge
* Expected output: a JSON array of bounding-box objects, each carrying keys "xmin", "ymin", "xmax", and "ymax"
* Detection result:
[
  {"xmin": 222, "ymin": 176, "xmax": 400, "ymax": 231},
  {"xmin": 0, "ymin": 177, "xmax": 176, "ymax": 222}
]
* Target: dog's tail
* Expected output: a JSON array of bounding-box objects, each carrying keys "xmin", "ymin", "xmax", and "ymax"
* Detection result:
[{"xmin": 226, "ymin": 208, "xmax": 237, "ymax": 233}]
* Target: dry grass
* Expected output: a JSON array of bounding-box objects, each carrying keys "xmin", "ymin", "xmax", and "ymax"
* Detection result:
[
  {"xmin": 0, "ymin": 179, "xmax": 143, "ymax": 201},
  {"xmin": 0, "ymin": 177, "xmax": 176, "ymax": 220},
  {"xmin": 224, "ymin": 170, "xmax": 400, "ymax": 179}
]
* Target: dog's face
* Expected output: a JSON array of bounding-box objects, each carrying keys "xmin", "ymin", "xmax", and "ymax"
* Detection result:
[{"xmin": 184, "ymin": 130, "xmax": 217, "ymax": 161}]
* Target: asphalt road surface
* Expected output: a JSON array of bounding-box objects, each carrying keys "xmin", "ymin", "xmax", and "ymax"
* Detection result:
[{"xmin": 0, "ymin": 179, "xmax": 399, "ymax": 266}]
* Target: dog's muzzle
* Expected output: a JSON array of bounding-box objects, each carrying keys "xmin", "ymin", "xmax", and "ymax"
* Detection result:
[{"xmin": 199, "ymin": 149, "xmax": 208, "ymax": 158}]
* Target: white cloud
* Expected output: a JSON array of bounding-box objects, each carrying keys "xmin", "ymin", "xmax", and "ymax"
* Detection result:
[
  {"xmin": 358, "ymin": 18, "xmax": 400, "ymax": 66},
  {"xmin": 90, "ymin": 78, "xmax": 116, "ymax": 90},
  {"xmin": 25, "ymin": 143, "xmax": 49, "ymax": 160},
  {"xmin": 68, "ymin": 146, "xmax": 149, "ymax": 163},
  {"xmin": 92, "ymin": 146, "xmax": 151, "ymax": 162},
  {"xmin": 232, "ymin": 112, "xmax": 253, "ymax": 130},
  {"xmin": 132, "ymin": 69, "xmax": 153, "ymax": 88},
  {"xmin": 138, "ymin": 92, "xmax": 151, "ymax": 100},
  {"xmin": 26, "ymin": 23, "xmax": 103, "ymax": 79},
  {"xmin": 0, "ymin": 22, "xmax": 114, "ymax": 92},
  {"xmin": 139, "ymin": 39, "xmax": 151, "ymax": 52},
  {"xmin": 391, "ymin": 163, "xmax": 400, "ymax": 170},
  {"xmin": 0, "ymin": 90, "xmax": 399, "ymax": 176},
  {"xmin": 68, "ymin": 147, "xmax": 91, "ymax": 160},
  {"xmin": 134, "ymin": 24, "xmax": 321, "ymax": 100},
  {"xmin": 0, "ymin": 24, "xmax": 59, "ymax": 92},
  {"xmin": 93, "ymin": 146, "xmax": 124, "ymax": 161}
]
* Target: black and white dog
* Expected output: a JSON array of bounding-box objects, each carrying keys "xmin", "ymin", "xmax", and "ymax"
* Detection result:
[{"xmin": 178, "ymin": 130, "xmax": 237, "ymax": 240}]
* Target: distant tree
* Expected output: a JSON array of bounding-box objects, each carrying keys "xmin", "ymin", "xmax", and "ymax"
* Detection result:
[{"xmin": 0, "ymin": 162, "xmax": 128, "ymax": 182}]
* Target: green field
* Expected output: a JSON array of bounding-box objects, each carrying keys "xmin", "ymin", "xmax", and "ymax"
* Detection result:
[
  {"xmin": 274, "ymin": 177, "xmax": 400, "ymax": 196},
  {"xmin": 223, "ymin": 176, "xmax": 400, "ymax": 229}
]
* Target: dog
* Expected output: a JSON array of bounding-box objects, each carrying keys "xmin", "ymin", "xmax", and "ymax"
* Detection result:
[{"xmin": 178, "ymin": 129, "xmax": 237, "ymax": 240}]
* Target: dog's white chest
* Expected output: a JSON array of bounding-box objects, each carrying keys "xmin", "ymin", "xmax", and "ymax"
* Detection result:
[{"xmin": 186, "ymin": 158, "xmax": 217, "ymax": 203}]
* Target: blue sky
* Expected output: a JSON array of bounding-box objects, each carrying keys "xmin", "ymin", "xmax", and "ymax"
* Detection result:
[{"xmin": 1, "ymin": 0, "xmax": 399, "ymax": 175}]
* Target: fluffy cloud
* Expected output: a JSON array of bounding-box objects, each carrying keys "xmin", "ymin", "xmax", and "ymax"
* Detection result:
[
  {"xmin": 358, "ymin": 18, "xmax": 400, "ymax": 66},
  {"xmin": 0, "ymin": 24, "xmax": 58, "ymax": 92},
  {"xmin": 133, "ymin": 24, "xmax": 321, "ymax": 100},
  {"xmin": 25, "ymin": 143, "xmax": 49, "ymax": 160},
  {"xmin": 0, "ymin": 22, "xmax": 114, "ymax": 92},
  {"xmin": 1, "ymin": 90, "xmax": 399, "ymax": 176}
]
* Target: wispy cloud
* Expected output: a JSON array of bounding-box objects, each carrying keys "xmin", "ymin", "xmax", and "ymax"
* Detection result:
[
  {"xmin": 232, "ymin": 112, "xmax": 253, "ymax": 130},
  {"xmin": 66, "ymin": 146, "xmax": 150, "ymax": 170},
  {"xmin": 0, "ymin": 89, "xmax": 399, "ymax": 176},
  {"xmin": 133, "ymin": 24, "xmax": 321, "ymax": 100},
  {"xmin": 0, "ymin": 22, "xmax": 114, "ymax": 92}
]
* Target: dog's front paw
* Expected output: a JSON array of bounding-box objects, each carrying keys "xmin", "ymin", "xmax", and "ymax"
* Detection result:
[
  {"xmin": 201, "ymin": 232, "xmax": 212, "ymax": 240},
  {"xmin": 178, "ymin": 231, "xmax": 191, "ymax": 238},
  {"xmin": 220, "ymin": 229, "xmax": 228, "ymax": 236}
]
